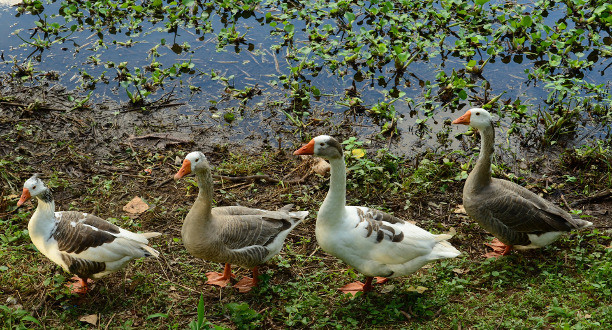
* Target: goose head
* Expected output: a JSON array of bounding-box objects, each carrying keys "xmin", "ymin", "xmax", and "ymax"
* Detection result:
[
  {"xmin": 17, "ymin": 174, "xmax": 47, "ymax": 206},
  {"xmin": 294, "ymin": 135, "xmax": 343, "ymax": 160},
  {"xmin": 174, "ymin": 151, "xmax": 210, "ymax": 179},
  {"xmin": 452, "ymin": 108, "xmax": 493, "ymax": 130}
]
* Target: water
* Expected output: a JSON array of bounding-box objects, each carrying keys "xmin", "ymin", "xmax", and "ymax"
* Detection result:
[{"xmin": 0, "ymin": 0, "xmax": 610, "ymax": 155}]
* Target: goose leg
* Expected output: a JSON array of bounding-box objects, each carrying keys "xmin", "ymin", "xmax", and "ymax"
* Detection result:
[
  {"xmin": 234, "ymin": 266, "xmax": 259, "ymax": 293},
  {"xmin": 205, "ymin": 263, "xmax": 235, "ymax": 287},
  {"xmin": 67, "ymin": 275, "xmax": 92, "ymax": 294},
  {"xmin": 484, "ymin": 238, "xmax": 513, "ymax": 258}
]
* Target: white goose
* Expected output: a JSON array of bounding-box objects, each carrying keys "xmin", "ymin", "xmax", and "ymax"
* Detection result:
[
  {"xmin": 294, "ymin": 135, "xmax": 460, "ymax": 294},
  {"xmin": 16, "ymin": 174, "xmax": 161, "ymax": 293}
]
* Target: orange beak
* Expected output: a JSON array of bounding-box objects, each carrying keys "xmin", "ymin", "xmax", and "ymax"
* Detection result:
[
  {"xmin": 17, "ymin": 188, "xmax": 31, "ymax": 207},
  {"xmin": 174, "ymin": 159, "xmax": 192, "ymax": 179},
  {"xmin": 294, "ymin": 139, "xmax": 315, "ymax": 155},
  {"xmin": 452, "ymin": 110, "xmax": 472, "ymax": 125}
]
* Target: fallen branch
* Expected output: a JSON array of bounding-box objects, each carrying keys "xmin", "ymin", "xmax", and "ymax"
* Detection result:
[
  {"xmin": 214, "ymin": 174, "xmax": 278, "ymax": 183},
  {"xmin": 0, "ymin": 101, "xmax": 65, "ymax": 111},
  {"xmin": 128, "ymin": 133, "xmax": 192, "ymax": 144},
  {"xmin": 570, "ymin": 189, "xmax": 612, "ymax": 207}
]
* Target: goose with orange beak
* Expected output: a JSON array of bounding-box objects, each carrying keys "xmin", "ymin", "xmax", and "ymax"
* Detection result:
[
  {"xmin": 294, "ymin": 135, "xmax": 460, "ymax": 295},
  {"xmin": 452, "ymin": 108, "xmax": 592, "ymax": 257},
  {"xmin": 16, "ymin": 174, "xmax": 161, "ymax": 294},
  {"xmin": 174, "ymin": 151, "xmax": 308, "ymax": 292}
]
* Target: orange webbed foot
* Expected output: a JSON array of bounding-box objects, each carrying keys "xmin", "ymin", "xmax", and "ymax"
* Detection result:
[
  {"xmin": 339, "ymin": 277, "xmax": 377, "ymax": 296},
  {"xmin": 205, "ymin": 271, "xmax": 235, "ymax": 287},
  {"xmin": 233, "ymin": 267, "xmax": 259, "ymax": 293},
  {"xmin": 205, "ymin": 263, "xmax": 235, "ymax": 287},
  {"xmin": 234, "ymin": 277, "xmax": 257, "ymax": 293},
  {"xmin": 67, "ymin": 276, "xmax": 93, "ymax": 294},
  {"xmin": 484, "ymin": 238, "xmax": 513, "ymax": 258}
]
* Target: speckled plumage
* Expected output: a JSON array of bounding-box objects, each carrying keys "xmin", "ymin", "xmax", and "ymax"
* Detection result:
[
  {"xmin": 18, "ymin": 175, "xmax": 161, "ymax": 281},
  {"xmin": 295, "ymin": 135, "xmax": 460, "ymax": 281}
]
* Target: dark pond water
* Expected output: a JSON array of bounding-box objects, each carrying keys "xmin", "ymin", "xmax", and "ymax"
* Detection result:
[{"xmin": 1, "ymin": 0, "xmax": 610, "ymax": 155}]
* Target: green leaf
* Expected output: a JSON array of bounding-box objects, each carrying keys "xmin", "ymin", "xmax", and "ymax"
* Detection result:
[
  {"xmin": 475, "ymin": 0, "xmax": 490, "ymax": 5},
  {"xmin": 146, "ymin": 313, "xmax": 169, "ymax": 320},
  {"xmin": 197, "ymin": 294, "xmax": 205, "ymax": 327},
  {"xmin": 549, "ymin": 53, "xmax": 562, "ymax": 67},
  {"xmin": 21, "ymin": 315, "xmax": 41, "ymax": 325},
  {"xmin": 284, "ymin": 24, "xmax": 294, "ymax": 34},
  {"xmin": 458, "ymin": 89, "xmax": 467, "ymax": 100},
  {"xmin": 344, "ymin": 12, "xmax": 356, "ymax": 24},
  {"xmin": 520, "ymin": 16, "xmax": 532, "ymax": 28}
]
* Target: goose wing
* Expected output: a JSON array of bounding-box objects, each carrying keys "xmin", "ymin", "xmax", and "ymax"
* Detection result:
[
  {"xmin": 340, "ymin": 207, "xmax": 450, "ymax": 264},
  {"xmin": 52, "ymin": 211, "xmax": 153, "ymax": 261},
  {"xmin": 474, "ymin": 179, "xmax": 578, "ymax": 233},
  {"xmin": 213, "ymin": 207, "xmax": 296, "ymax": 250}
]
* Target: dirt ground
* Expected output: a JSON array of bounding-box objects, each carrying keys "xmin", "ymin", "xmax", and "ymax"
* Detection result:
[{"xmin": 1, "ymin": 82, "xmax": 611, "ymax": 327}]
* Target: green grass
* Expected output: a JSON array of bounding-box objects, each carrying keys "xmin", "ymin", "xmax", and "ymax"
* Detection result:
[{"xmin": 1, "ymin": 133, "xmax": 610, "ymax": 328}]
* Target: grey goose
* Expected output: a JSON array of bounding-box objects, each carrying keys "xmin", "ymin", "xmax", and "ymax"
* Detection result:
[{"xmin": 453, "ymin": 108, "xmax": 592, "ymax": 257}]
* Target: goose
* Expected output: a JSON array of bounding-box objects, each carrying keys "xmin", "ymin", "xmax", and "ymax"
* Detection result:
[
  {"xmin": 16, "ymin": 174, "xmax": 161, "ymax": 294},
  {"xmin": 294, "ymin": 135, "xmax": 460, "ymax": 294},
  {"xmin": 174, "ymin": 151, "xmax": 308, "ymax": 292},
  {"xmin": 452, "ymin": 108, "xmax": 593, "ymax": 257}
]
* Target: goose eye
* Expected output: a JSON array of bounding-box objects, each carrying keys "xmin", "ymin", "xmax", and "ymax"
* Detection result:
[
  {"xmin": 32, "ymin": 186, "xmax": 37, "ymax": 190},
  {"xmin": 195, "ymin": 158, "xmax": 200, "ymax": 162},
  {"xmin": 320, "ymin": 143, "xmax": 325, "ymax": 146},
  {"xmin": 476, "ymin": 112, "xmax": 480, "ymax": 116}
]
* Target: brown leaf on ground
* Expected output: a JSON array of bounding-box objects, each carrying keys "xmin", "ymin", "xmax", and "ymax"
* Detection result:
[
  {"xmin": 407, "ymin": 286, "xmax": 428, "ymax": 294},
  {"xmin": 453, "ymin": 268, "xmax": 469, "ymax": 274},
  {"xmin": 79, "ymin": 314, "xmax": 98, "ymax": 326},
  {"xmin": 453, "ymin": 204, "xmax": 467, "ymax": 214},
  {"xmin": 312, "ymin": 157, "xmax": 330, "ymax": 175},
  {"xmin": 123, "ymin": 196, "xmax": 149, "ymax": 214}
]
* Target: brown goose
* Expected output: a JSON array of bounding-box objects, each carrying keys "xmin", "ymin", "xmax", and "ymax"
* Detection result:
[
  {"xmin": 453, "ymin": 108, "xmax": 593, "ymax": 257},
  {"xmin": 16, "ymin": 174, "xmax": 161, "ymax": 294},
  {"xmin": 174, "ymin": 151, "xmax": 308, "ymax": 292},
  {"xmin": 294, "ymin": 136, "xmax": 460, "ymax": 294}
]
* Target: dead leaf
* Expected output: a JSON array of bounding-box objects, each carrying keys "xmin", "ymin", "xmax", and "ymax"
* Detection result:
[
  {"xmin": 312, "ymin": 157, "xmax": 330, "ymax": 175},
  {"xmin": 79, "ymin": 314, "xmax": 98, "ymax": 326},
  {"xmin": 4, "ymin": 194, "xmax": 19, "ymax": 201},
  {"xmin": 123, "ymin": 197, "xmax": 149, "ymax": 214},
  {"xmin": 453, "ymin": 268, "xmax": 469, "ymax": 274},
  {"xmin": 453, "ymin": 204, "xmax": 467, "ymax": 215},
  {"xmin": 407, "ymin": 286, "xmax": 428, "ymax": 294},
  {"xmin": 380, "ymin": 284, "xmax": 395, "ymax": 294}
]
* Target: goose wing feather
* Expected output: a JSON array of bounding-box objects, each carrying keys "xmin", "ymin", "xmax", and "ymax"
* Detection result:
[
  {"xmin": 339, "ymin": 206, "xmax": 453, "ymax": 264},
  {"xmin": 473, "ymin": 179, "xmax": 579, "ymax": 233},
  {"xmin": 52, "ymin": 211, "xmax": 154, "ymax": 262},
  {"xmin": 213, "ymin": 207, "xmax": 296, "ymax": 250}
]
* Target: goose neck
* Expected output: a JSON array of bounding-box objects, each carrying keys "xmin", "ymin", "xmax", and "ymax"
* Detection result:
[
  {"xmin": 321, "ymin": 157, "xmax": 346, "ymax": 211},
  {"xmin": 468, "ymin": 123, "xmax": 495, "ymax": 189},
  {"xmin": 29, "ymin": 189, "xmax": 56, "ymax": 234},
  {"xmin": 194, "ymin": 168, "xmax": 213, "ymax": 217}
]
